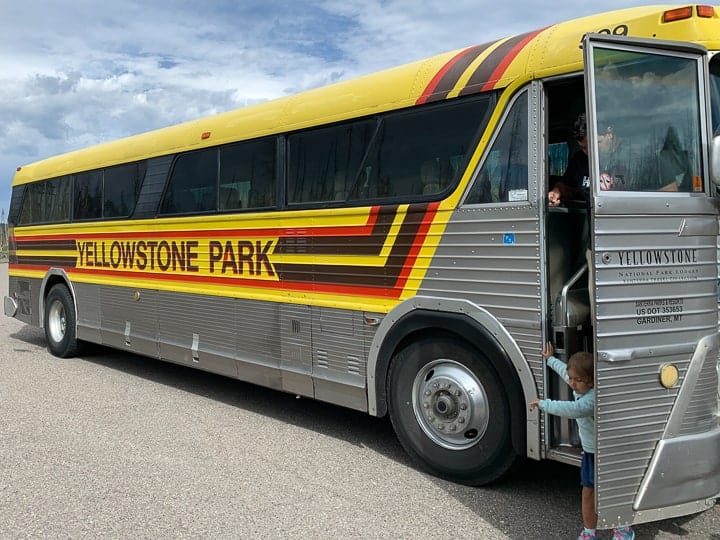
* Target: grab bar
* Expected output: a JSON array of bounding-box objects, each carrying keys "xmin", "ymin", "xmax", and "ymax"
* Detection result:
[{"xmin": 559, "ymin": 263, "xmax": 588, "ymax": 327}]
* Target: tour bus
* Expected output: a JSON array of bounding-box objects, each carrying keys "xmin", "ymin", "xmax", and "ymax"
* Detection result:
[{"xmin": 5, "ymin": 4, "xmax": 720, "ymax": 530}]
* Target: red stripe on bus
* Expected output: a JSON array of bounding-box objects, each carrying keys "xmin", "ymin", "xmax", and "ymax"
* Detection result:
[
  {"xmin": 392, "ymin": 201, "xmax": 439, "ymax": 290},
  {"xmin": 480, "ymin": 28, "xmax": 546, "ymax": 92},
  {"xmin": 12, "ymin": 264, "xmax": 405, "ymax": 299},
  {"xmin": 12, "ymin": 206, "xmax": 382, "ymax": 243},
  {"xmin": 416, "ymin": 46, "xmax": 484, "ymax": 105}
]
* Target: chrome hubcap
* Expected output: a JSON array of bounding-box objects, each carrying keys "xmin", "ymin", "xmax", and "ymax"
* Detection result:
[
  {"xmin": 412, "ymin": 359, "xmax": 489, "ymax": 450},
  {"xmin": 48, "ymin": 300, "xmax": 66, "ymax": 344}
]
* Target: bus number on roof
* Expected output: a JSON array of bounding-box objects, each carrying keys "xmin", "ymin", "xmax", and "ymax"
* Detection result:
[{"xmin": 578, "ymin": 25, "xmax": 629, "ymax": 49}]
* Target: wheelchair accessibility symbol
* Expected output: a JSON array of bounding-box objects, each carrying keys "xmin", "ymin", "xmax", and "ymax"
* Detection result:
[{"xmin": 503, "ymin": 233, "xmax": 515, "ymax": 245}]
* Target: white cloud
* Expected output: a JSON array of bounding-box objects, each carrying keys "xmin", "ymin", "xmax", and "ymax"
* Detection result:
[{"xmin": 0, "ymin": 0, "xmax": 687, "ymax": 215}]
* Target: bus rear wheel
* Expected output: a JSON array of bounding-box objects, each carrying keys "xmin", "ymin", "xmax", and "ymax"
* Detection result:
[
  {"xmin": 387, "ymin": 336, "xmax": 515, "ymax": 486},
  {"xmin": 44, "ymin": 284, "xmax": 80, "ymax": 358}
]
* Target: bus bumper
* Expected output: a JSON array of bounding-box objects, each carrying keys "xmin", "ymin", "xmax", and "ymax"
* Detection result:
[
  {"xmin": 634, "ymin": 427, "xmax": 720, "ymax": 510},
  {"xmin": 4, "ymin": 295, "xmax": 17, "ymax": 318}
]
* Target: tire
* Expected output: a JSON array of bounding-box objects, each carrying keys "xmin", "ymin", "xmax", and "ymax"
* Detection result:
[
  {"xmin": 387, "ymin": 335, "xmax": 515, "ymax": 486},
  {"xmin": 44, "ymin": 284, "xmax": 80, "ymax": 358}
]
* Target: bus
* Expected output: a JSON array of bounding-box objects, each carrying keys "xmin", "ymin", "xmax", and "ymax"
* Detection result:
[{"xmin": 5, "ymin": 4, "xmax": 720, "ymax": 531}]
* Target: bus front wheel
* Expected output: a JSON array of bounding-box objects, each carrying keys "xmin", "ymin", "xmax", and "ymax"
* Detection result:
[
  {"xmin": 44, "ymin": 284, "xmax": 80, "ymax": 358},
  {"xmin": 387, "ymin": 336, "xmax": 515, "ymax": 486}
]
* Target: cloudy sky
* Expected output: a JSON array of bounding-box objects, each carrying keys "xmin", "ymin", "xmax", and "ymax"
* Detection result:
[{"xmin": 1, "ymin": 0, "xmax": 658, "ymax": 216}]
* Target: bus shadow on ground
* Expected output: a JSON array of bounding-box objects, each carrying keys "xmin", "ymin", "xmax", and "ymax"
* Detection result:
[
  {"xmin": 12, "ymin": 334, "xmax": 717, "ymax": 539},
  {"xmin": 438, "ymin": 459, "xmax": 717, "ymax": 538},
  {"xmin": 9, "ymin": 325, "xmax": 47, "ymax": 350}
]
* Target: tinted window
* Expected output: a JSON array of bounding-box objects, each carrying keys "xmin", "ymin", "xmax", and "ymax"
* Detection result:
[
  {"xmin": 288, "ymin": 120, "xmax": 376, "ymax": 204},
  {"xmin": 220, "ymin": 138, "xmax": 276, "ymax": 210},
  {"xmin": 548, "ymin": 142, "xmax": 570, "ymax": 178},
  {"xmin": 466, "ymin": 91, "xmax": 529, "ymax": 204},
  {"xmin": 8, "ymin": 185, "xmax": 25, "ymax": 226},
  {"xmin": 18, "ymin": 176, "xmax": 71, "ymax": 225},
  {"xmin": 104, "ymin": 162, "xmax": 145, "ymax": 218},
  {"xmin": 351, "ymin": 96, "xmax": 492, "ymax": 200},
  {"xmin": 160, "ymin": 149, "xmax": 218, "ymax": 214},
  {"xmin": 74, "ymin": 170, "xmax": 103, "ymax": 220}
]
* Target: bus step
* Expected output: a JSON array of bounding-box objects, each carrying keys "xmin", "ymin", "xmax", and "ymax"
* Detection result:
[{"xmin": 546, "ymin": 446, "xmax": 582, "ymax": 467}]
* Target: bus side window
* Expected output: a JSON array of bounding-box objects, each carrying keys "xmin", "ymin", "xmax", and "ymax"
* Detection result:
[
  {"xmin": 19, "ymin": 176, "xmax": 71, "ymax": 225},
  {"xmin": 466, "ymin": 90, "xmax": 529, "ymax": 204},
  {"xmin": 160, "ymin": 148, "xmax": 218, "ymax": 215},
  {"xmin": 103, "ymin": 162, "xmax": 144, "ymax": 218},
  {"xmin": 288, "ymin": 121, "xmax": 375, "ymax": 205},
  {"xmin": 220, "ymin": 137, "xmax": 276, "ymax": 210},
  {"xmin": 356, "ymin": 96, "xmax": 492, "ymax": 201},
  {"xmin": 74, "ymin": 170, "xmax": 103, "ymax": 220}
]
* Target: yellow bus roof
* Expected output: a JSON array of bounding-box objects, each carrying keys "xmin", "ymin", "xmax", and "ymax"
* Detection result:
[{"xmin": 13, "ymin": 4, "xmax": 720, "ymax": 186}]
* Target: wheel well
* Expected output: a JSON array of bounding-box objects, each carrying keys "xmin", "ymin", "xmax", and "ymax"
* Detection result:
[
  {"xmin": 40, "ymin": 274, "xmax": 72, "ymax": 327},
  {"xmin": 43, "ymin": 275, "xmax": 68, "ymax": 298},
  {"xmin": 375, "ymin": 310, "xmax": 527, "ymax": 456}
]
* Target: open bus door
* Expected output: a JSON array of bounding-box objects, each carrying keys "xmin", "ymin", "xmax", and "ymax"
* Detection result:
[{"xmin": 583, "ymin": 34, "xmax": 720, "ymax": 527}]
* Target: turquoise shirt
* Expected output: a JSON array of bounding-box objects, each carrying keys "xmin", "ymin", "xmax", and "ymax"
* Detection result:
[{"xmin": 538, "ymin": 356, "xmax": 595, "ymax": 454}]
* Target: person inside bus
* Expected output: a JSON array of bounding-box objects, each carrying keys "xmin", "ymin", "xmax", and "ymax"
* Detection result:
[
  {"xmin": 548, "ymin": 113, "xmax": 592, "ymax": 276},
  {"xmin": 656, "ymin": 125, "xmax": 692, "ymax": 192},
  {"xmin": 530, "ymin": 342, "xmax": 635, "ymax": 540},
  {"xmin": 596, "ymin": 123, "xmax": 691, "ymax": 192},
  {"xmin": 548, "ymin": 113, "xmax": 589, "ymax": 207},
  {"xmin": 597, "ymin": 124, "xmax": 629, "ymax": 191}
]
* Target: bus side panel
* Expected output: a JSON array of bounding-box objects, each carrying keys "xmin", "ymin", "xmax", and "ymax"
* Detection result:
[
  {"xmin": 418, "ymin": 206, "xmax": 542, "ymax": 326},
  {"xmin": 279, "ymin": 303, "xmax": 312, "ymax": 396},
  {"xmin": 100, "ymin": 286, "xmax": 159, "ymax": 358},
  {"xmin": 311, "ymin": 306, "xmax": 373, "ymax": 412},
  {"xmin": 75, "ymin": 282, "xmax": 101, "ymax": 343},
  {"xmin": 78, "ymin": 281, "xmax": 373, "ymax": 411},
  {"xmin": 157, "ymin": 290, "xmax": 239, "ymax": 378}
]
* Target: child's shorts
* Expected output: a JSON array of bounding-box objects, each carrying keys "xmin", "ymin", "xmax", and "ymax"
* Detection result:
[{"xmin": 581, "ymin": 451, "xmax": 595, "ymax": 488}]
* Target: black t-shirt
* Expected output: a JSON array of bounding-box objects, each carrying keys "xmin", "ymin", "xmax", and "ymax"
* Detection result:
[{"xmin": 563, "ymin": 150, "xmax": 589, "ymax": 192}]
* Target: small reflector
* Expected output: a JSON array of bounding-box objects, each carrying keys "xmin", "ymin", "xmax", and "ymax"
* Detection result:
[
  {"xmin": 697, "ymin": 5, "xmax": 714, "ymax": 17},
  {"xmin": 663, "ymin": 6, "xmax": 693, "ymax": 22},
  {"xmin": 659, "ymin": 364, "xmax": 679, "ymax": 388},
  {"xmin": 201, "ymin": 131, "xmax": 211, "ymax": 140}
]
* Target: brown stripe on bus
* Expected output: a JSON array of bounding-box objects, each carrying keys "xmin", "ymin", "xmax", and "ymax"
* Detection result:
[
  {"xmin": 460, "ymin": 29, "xmax": 540, "ymax": 96},
  {"xmin": 417, "ymin": 43, "xmax": 494, "ymax": 104},
  {"xmin": 273, "ymin": 205, "xmax": 399, "ymax": 256},
  {"xmin": 273, "ymin": 203, "xmax": 434, "ymax": 289},
  {"xmin": 12, "ymin": 239, "xmax": 77, "ymax": 251}
]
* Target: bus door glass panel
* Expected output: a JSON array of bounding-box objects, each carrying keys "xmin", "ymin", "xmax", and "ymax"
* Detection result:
[{"xmin": 586, "ymin": 40, "xmax": 705, "ymax": 195}]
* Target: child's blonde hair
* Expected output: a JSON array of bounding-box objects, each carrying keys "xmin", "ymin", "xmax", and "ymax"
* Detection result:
[{"xmin": 567, "ymin": 351, "xmax": 594, "ymax": 383}]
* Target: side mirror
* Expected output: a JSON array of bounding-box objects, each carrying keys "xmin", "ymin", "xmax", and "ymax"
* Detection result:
[{"xmin": 711, "ymin": 135, "xmax": 720, "ymax": 185}]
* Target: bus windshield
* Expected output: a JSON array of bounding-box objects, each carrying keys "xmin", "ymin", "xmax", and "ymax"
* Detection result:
[{"xmin": 592, "ymin": 48, "xmax": 703, "ymax": 193}]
